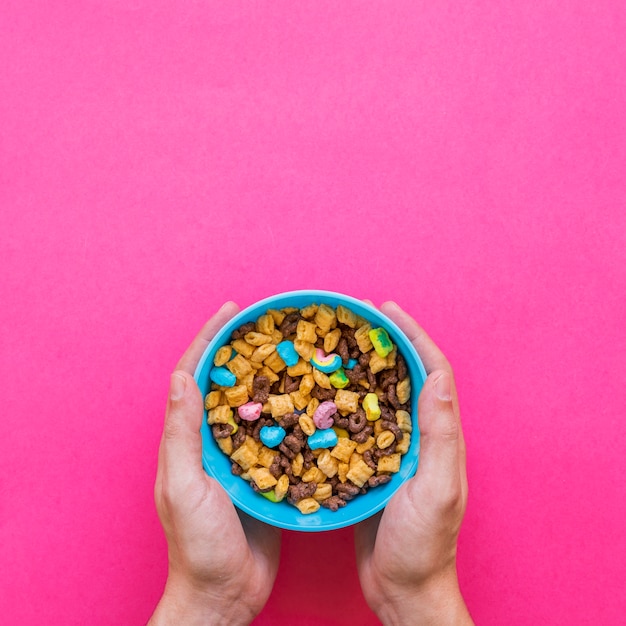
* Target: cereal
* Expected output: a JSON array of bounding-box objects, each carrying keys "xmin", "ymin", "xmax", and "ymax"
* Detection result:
[
  {"xmin": 312, "ymin": 400, "xmax": 336, "ymax": 429},
  {"xmin": 210, "ymin": 366, "xmax": 237, "ymax": 387},
  {"xmin": 363, "ymin": 392, "xmax": 381, "ymax": 421},
  {"xmin": 369, "ymin": 327, "xmax": 394, "ymax": 358},
  {"xmin": 329, "ymin": 368, "xmax": 349, "ymax": 389},
  {"xmin": 224, "ymin": 384, "xmax": 249, "ymax": 407},
  {"xmin": 206, "ymin": 302, "xmax": 414, "ymax": 514},
  {"xmin": 310, "ymin": 348, "xmax": 343, "ymax": 373},
  {"xmin": 268, "ymin": 394, "xmax": 294, "ymax": 418},
  {"xmin": 307, "ymin": 428, "xmax": 338, "ymax": 450},
  {"xmin": 238, "ymin": 401, "xmax": 263, "ymax": 421},
  {"xmin": 213, "ymin": 345, "xmax": 233, "ymax": 366},
  {"xmin": 260, "ymin": 425, "xmax": 286, "ymax": 449}
]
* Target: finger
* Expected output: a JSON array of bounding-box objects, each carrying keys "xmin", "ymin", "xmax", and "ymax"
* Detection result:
[
  {"xmin": 379, "ymin": 301, "xmax": 451, "ymax": 375},
  {"xmin": 158, "ymin": 370, "xmax": 206, "ymax": 493},
  {"xmin": 409, "ymin": 370, "xmax": 462, "ymax": 506},
  {"xmin": 176, "ymin": 301, "xmax": 240, "ymax": 374}
]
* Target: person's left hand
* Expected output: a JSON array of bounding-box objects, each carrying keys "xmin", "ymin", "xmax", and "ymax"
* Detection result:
[{"xmin": 149, "ymin": 302, "xmax": 281, "ymax": 626}]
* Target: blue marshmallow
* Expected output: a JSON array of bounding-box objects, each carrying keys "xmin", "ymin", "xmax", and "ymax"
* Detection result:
[
  {"xmin": 276, "ymin": 340, "xmax": 299, "ymax": 366},
  {"xmin": 307, "ymin": 428, "xmax": 338, "ymax": 450},
  {"xmin": 209, "ymin": 366, "xmax": 236, "ymax": 387},
  {"xmin": 345, "ymin": 358, "xmax": 358, "ymax": 370},
  {"xmin": 260, "ymin": 425, "xmax": 286, "ymax": 449}
]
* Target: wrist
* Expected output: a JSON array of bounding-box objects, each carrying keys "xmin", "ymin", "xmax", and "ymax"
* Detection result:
[
  {"xmin": 376, "ymin": 571, "xmax": 473, "ymax": 626},
  {"xmin": 148, "ymin": 575, "xmax": 256, "ymax": 626}
]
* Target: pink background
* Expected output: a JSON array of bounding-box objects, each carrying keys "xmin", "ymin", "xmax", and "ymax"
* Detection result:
[{"xmin": 2, "ymin": 2, "xmax": 625, "ymax": 624}]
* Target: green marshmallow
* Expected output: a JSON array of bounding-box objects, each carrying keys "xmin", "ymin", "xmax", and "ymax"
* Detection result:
[
  {"xmin": 329, "ymin": 368, "xmax": 349, "ymax": 389},
  {"xmin": 369, "ymin": 327, "xmax": 394, "ymax": 358},
  {"xmin": 260, "ymin": 490, "xmax": 279, "ymax": 502}
]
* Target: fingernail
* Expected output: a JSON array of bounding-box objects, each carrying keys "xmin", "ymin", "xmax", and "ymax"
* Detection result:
[
  {"xmin": 434, "ymin": 372, "xmax": 452, "ymax": 402},
  {"xmin": 170, "ymin": 372, "xmax": 186, "ymax": 401}
]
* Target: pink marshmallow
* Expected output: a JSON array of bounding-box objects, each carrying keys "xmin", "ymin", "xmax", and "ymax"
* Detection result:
[
  {"xmin": 313, "ymin": 400, "xmax": 337, "ymax": 429},
  {"xmin": 238, "ymin": 402, "xmax": 263, "ymax": 421}
]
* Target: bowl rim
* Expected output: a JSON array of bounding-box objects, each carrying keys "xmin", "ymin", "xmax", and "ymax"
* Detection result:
[{"xmin": 194, "ymin": 289, "xmax": 427, "ymax": 532}]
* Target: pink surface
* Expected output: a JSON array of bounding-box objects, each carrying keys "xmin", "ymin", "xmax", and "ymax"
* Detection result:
[{"xmin": 1, "ymin": 2, "xmax": 625, "ymax": 624}]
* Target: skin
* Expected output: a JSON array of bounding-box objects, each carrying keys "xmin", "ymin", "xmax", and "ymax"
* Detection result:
[
  {"xmin": 354, "ymin": 301, "xmax": 473, "ymax": 625},
  {"xmin": 148, "ymin": 302, "xmax": 281, "ymax": 626},
  {"xmin": 149, "ymin": 300, "xmax": 472, "ymax": 625}
]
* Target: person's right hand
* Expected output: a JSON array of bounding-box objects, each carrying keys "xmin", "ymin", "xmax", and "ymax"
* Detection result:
[{"xmin": 354, "ymin": 301, "xmax": 473, "ymax": 625}]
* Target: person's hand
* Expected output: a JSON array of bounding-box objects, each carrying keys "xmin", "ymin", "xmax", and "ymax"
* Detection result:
[
  {"xmin": 354, "ymin": 301, "xmax": 472, "ymax": 625},
  {"xmin": 149, "ymin": 302, "xmax": 281, "ymax": 626}
]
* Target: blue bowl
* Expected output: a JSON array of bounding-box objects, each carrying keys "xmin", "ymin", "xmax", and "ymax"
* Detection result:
[{"xmin": 194, "ymin": 290, "xmax": 427, "ymax": 532}]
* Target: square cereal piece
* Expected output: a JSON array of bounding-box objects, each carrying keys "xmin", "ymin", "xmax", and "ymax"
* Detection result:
[
  {"xmin": 250, "ymin": 343, "xmax": 276, "ymax": 363},
  {"xmin": 263, "ymin": 351, "xmax": 286, "ymax": 374},
  {"xmin": 323, "ymin": 328, "xmax": 342, "ymax": 353},
  {"xmin": 395, "ymin": 410, "xmax": 413, "ymax": 433},
  {"xmin": 267, "ymin": 308, "xmax": 286, "ymax": 326},
  {"xmin": 337, "ymin": 462, "xmax": 350, "ymax": 483},
  {"xmin": 213, "ymin": 345, "xmax": 233, "ymax": 367},
  {"xmin": 274, "ymin": 474, "xmax": 289, "ymax": 501},
  {"xmin": 396, "ymin": 377, "xmax": 411, "ymax": 405},
  {"xmin": 294, "ymin": 339, "xmax": 315, "ymax": 361},
  {"xmin": 377, "ymin": 453, "xmax": 402, "ymax": 474},
  {"xmin": 306, "ymin": 397, "xmax": 320, "ymax": 417},
  {"xmin": 300, "ymin": 303, "xmax": 319, "ymax": 319},
  {"xmin": 208, "ymin": 405, "xmax": 232, "ymax": 425},
  {"xmin": 216, "ymin": 436, "xmax": 233, "ymax": 456},
  {"xmin": 290, "ymin": 390, "xmax": 311, "ymax": 411},
  {"xmin": 299, "ymin": 373, "xmax": 315, "ymax": 396},
  {"xmin": 386, "ymin": 347, "xmax": 397, "ymax": 368},
  {"xmin": 368, "ymin": 351, "xmax": 389, "ymax": 374},
  {"xmin": 396, "ymin": 433, "xmax": 411, "ymax": 455},
  {"xmin": 258, "ymin": 366, "xmax": 280, "ymax": 385},
  {"xmin": 316, "ymin": 449, "xmax": 339, "ymax": 478},
  {"xmin": 301, "ymin": 466, "xmax": 326, "ymax": 483},
  {"xmin": 258, "ymin": 446, "xmax": 278, "ymax": 469},
  {"xmin": 268, "ymin": 394, "xmax": 294, "ymax": 418},
  {"xmin": 248, "ymin": 467, "xmax": 278, "ymax": 491},
  {"xmin": 312, "ymin": 367, "xmax": 331, "ymax": 389},
  {"xmin": 349, "ymin": 452, "xmax": 364, "ymax": 470},
  {"xmin": 291, "ymin": 452, "xmax": 304, "ymax": 477},
  {"xmin": 244, "ymin": 331, "xmax": 273, "ymax": 346},
  {"xmin": 226, "ymin": 354, "xmax": 253, "ymax": 378},
  {"xmin": 356, "ymin": 436, "xmax": 376, "ymax": 454},
  {"xmin": 295, "ymin": 498, "xmax": 320, "ymax": 515},
  {"xmin": 231, "ymin": 338, "xmax": 255, "ymax": 359},
  {"xmin": 256, "ymin": 314, "xmax": 275, "ymax": 336},
  {"xmin": 270, "ymin": 329, "xmax": 284, "ymax": 344},
  {"xmin": 355, "ymin": 323, "xmax": 374, "ymax": 353},
  {"xmin": 313, "ymin": 483, "xmax": 333, "ymax": 501},
  {"xmin": 298, "ymin": 414, "xmax": 316, "ymax": 436},
  {"xmin": 230, "ymin": 445, "xmax": 258, "ymax": 471},
  {"xmin": 314, "ymin": 303, "xmax": 336, "ymax": 332},
  {"xmin": 336, "ymin": 304, "xmax": 358, "ymax": 328},
  {"xmin": 287, "ymin": 359, "xmax": 312, "ymax": 377},
  {"xmin": 204, "ymin": 390, "xmax": 222, "ymax": 411},
  {"xmin": 242, "ymin": 372, "xmax": 256, "ymax": 396},
  {"xmin": 224, "ymin": 385, "xmax": 249, "ymax": 407},
  {"xmin": 347, "ymin": 459, "xmax": 375, "ymax": 488},
  {"xmin": 330, "ymin": 438, "xmax": 358, "ymax": 463},
  {"xmin": 334, "ymin": 389, "xmax": 360, "ymax": 414},
  {"xmin": 296, "ymin": 320, "xmax": 318, "ymax": 344}
]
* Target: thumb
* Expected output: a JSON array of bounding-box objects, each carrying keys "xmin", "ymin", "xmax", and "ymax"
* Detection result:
[
  {"xmin": 411, "ymin": 370, "xmax": 462, "ymax": 505},
  {"xmin": 159, "ymin": 370, "xmax": 206, "ymax": 492}
]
